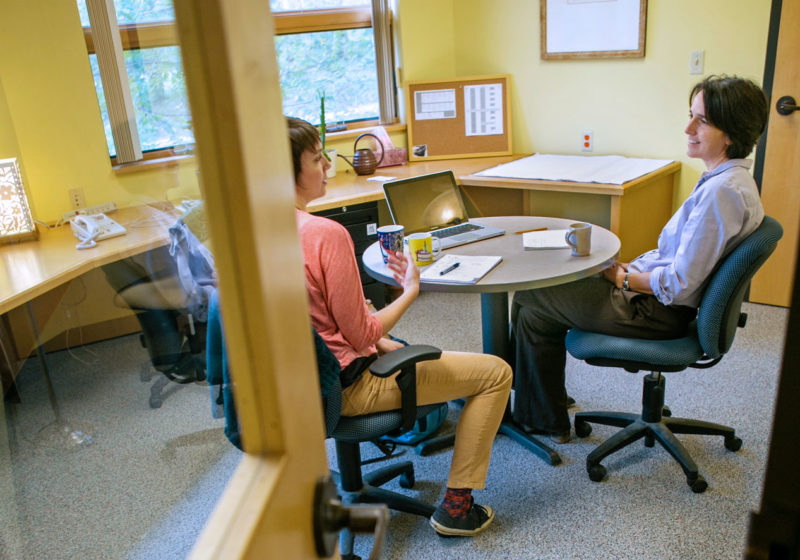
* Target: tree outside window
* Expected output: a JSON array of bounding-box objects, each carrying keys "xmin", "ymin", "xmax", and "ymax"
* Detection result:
[{"xmin": 78, "ymin": 0, "xmax": 387, "ymax": 162}]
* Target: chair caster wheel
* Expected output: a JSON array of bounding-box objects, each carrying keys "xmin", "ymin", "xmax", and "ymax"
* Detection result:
[
  {"xmin": 575, "ymin": 420, "xmax": 592, "ymax": 438},
  {"xmin": 662, "ymin": 406, "xmax": 672, "ymax": 417},
  {"xmin": 399, "ymin": 471, "xmax": 415, "ymax": 489},
  {"xmin": 724, "ymin": 436, "xmax": 742, "ymax": 452},
  {"xmin": 587, "ymin": 464, "xmax": 606, "ymax": 482},
  {"xmin": 688, "ymin": 475, "xmax": 707, "ymax": 493}
]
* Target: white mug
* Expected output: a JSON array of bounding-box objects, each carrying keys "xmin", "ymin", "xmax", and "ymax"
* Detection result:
[
  {"xmin": 565, "ymin": 222, "xmax": 592, "ymax": 257},
  {"xmin": 325, "ymin": 149, "xmax": 337, "ymax": 178}
]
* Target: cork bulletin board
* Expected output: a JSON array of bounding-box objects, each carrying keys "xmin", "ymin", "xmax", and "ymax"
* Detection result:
[{"xmin": 405, "ymin": 74, "xmax": 512, "ymax": 161}]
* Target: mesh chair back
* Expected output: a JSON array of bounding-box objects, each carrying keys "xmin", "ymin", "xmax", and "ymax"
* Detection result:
[
  {"xmin": 695, "ymin": 216, "xmax": 782, "ymax": 359},
  {"xmin": 324, "ymin": 377, "xmax": 343, "ymax": 436}
]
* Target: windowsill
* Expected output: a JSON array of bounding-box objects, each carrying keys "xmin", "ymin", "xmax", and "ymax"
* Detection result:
[
  {"xmin": 110, "ymin": 123, "xmax": 407, "ymax": 174},
  {"xmin": 326, "ymin": 122, "xmax": 406, "ymax": 142},
  {"xmin": 112, "ymin": 154, "xmax": 194, "ymax": 175}
]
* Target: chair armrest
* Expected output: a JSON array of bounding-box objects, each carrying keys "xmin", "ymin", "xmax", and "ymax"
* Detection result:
[
  {"xmin": 369, "ymin": 344, "xmax": 442, "ymax": 432},
  {"xmin": 369, "ymin": 344, "xmax": 442, "ymax": 377}
]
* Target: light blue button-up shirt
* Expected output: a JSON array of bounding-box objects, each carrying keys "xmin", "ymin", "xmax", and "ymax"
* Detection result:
[{"xmin": 629, "ymin": 159, "xmax": 764, "ymax": 308}]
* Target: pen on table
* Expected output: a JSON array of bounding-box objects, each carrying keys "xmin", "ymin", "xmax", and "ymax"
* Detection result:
[
  {"xmin": 439, "ymin": 262, "xmax": 460, "ymax": 275},
  {"xmin": 514, "ymin": 227, "xmax": 548, "ymax": 234}
]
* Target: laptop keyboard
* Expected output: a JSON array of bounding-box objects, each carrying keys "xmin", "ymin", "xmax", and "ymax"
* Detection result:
[{"xmin": 432, "ymin": 223, "xmax": 481, "ymax": 238}]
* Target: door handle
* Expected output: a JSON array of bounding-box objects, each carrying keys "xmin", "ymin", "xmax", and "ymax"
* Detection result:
[
  {"xmin": 314, "ymin": 476, "xmax": 388, "ymax": 560},
  {"xmin": 776, "ymin": 95, "xmax": 798, "ymax": 115}
]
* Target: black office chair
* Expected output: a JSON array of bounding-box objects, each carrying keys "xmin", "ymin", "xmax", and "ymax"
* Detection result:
[
  {"xmin": 103, "ymin": 202, "xmax": 214, "ymax": 408},
  {"xmin": 205, "ymin": 285, "xmax": 446, "ymax": 558},
  {"xmin": 565, "ymin": 216, "xmax": 782, "ymax": 493},
  {"xmin": 103, "ymin": 246, "xmax": 207, "ymax": 408},
  {"xmin": 318, "ymin": 333, "xmax": 445, "ymax": 560}
]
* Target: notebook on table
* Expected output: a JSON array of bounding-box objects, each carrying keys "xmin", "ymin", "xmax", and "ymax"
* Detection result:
[
  {"xmin": 522, "ymin": 229, "xmax": 570, "ymax": 250},
  {"xmin": 382, "ymin": 171, "xmax": 505, "ymax": 249}
]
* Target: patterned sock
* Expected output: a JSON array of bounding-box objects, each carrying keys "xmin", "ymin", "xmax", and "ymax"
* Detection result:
[{"xmin": 441, "ymin": 487, "xmax": 472, "ymax": 519}]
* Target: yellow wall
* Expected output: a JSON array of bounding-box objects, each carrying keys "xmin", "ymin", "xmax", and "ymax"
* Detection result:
[
  {"xmin": 0, "ymin": 0, "xmax": 200, "ymax": 224},
  {"xmin": 0, "ymin": 0, "xmax": 772, "ymax": 221},
  {"xmin": 0, "ymin": 72, "xmax": 34, "ymax": 210},
  {"xmin": 0, "ymin": 76, "xmax": 20, "ymax": 160},
  {"xmin": 444, "ymin": 0, "xmax": 771, "ymax": 204}
]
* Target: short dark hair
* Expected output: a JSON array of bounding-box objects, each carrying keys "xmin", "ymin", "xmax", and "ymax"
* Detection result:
[
  {"xmin": 689, "ymin": 75, "xmax": 769, "ymax": 159},
  {"xmin": 286, "ymin": 117, "xmax": 320, "ymax": 179}
]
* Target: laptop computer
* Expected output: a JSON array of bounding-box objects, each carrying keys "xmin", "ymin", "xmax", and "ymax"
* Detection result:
[{"xmin": 382, "ymin": 171, "xmax": 505, "ymax": 249}]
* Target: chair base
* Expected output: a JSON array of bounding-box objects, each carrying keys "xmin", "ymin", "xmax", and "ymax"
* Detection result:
[
  {"xmin": 334, "ymin": 440, "xmax": 435, "ymax": 559},
  {"xmin": 574, "ymin": 372, "xmax": 742, "ymax": 493}
]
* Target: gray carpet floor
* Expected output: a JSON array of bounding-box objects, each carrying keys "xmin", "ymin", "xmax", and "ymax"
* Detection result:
[
  {"xmin": 347, "ymin": 293, "xmax": 787, "ymax": 560},
  {"xmin": 1, "ymin": 330, "xmax": 241, "ymax": 560},
  {"xmin": 0, "ymin": 292, "xmax": 788, "ymax": 559}
]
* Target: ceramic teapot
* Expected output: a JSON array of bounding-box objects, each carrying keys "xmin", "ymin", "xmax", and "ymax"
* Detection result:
[{"xmin": 338, "ymin": 133, "xmax": 384, "ymax": 175}]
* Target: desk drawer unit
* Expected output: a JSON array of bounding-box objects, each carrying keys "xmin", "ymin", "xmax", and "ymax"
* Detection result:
[{"xmin": 313, "ymin": 201, "xmax": 385, "ymax": 308}]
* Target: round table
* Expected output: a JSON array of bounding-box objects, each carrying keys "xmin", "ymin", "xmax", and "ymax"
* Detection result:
[
  {"xmin": 363, "ymin": 216, "xmax": 621, "ymax": 465},
  {"xmin": 363, "ymin": 216, "xmax": 620, "ymax": 357}
]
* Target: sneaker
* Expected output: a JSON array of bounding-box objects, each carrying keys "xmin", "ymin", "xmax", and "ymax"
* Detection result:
[{"xmin": 430, "ymin": 501, "xmax": 494, "ymax": 537}]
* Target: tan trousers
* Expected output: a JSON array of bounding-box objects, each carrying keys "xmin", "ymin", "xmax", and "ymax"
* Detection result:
[{"xmin": 341, "ymin": 351, "xmax": 512, "ymax": 490}]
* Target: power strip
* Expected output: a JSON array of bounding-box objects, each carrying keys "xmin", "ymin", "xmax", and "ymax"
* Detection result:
[{"xmin": 62, "ymin": 201, "xmax": 117, "ymax": 223}]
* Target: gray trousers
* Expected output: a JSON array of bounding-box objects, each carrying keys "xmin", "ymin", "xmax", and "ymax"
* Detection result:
[{"xmin": 510, "ymin": 276, "xmax": 697, "ymax": 433}]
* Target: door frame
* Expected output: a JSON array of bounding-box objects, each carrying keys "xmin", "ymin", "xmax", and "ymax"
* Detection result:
[
  {"xmin": 752, "ymin": 0, "xmax": 782, "ymax": 188},
  {"xmin": 174, "ymin": 1, "xmax": 331, "ymax": 558}
]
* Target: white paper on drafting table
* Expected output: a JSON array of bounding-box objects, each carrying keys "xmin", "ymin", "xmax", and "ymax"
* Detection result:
[{"xmin": 474, "ymin": 153, "xmax": 673, "ymax": 185}]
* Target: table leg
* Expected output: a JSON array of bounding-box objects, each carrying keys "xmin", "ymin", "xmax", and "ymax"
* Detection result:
[
  {"xmin": 26, "ymin": 302, "xmax": 94, "ymax": 449},
  {"xmin": 480, "ymin": 293, "xmax": 562, "ymax": 466},
  {"xmin": 480, "ymin": 292, "xmax": 509, "ymax": 359}
]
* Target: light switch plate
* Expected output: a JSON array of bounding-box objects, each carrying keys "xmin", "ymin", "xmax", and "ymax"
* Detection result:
[{"xmin": 690, "ymin": 50, "xmax": 704, "ymax": 74}]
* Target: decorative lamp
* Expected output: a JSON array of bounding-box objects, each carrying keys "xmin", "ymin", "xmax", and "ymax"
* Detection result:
[{"xmin": 0, "ymin": 157, "xmax": 38, "ymax": 244}]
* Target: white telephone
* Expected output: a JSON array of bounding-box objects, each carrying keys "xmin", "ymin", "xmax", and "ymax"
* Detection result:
[{"xmin": 71, "ymin": 213, "xmax": 127, "ymax": 250}]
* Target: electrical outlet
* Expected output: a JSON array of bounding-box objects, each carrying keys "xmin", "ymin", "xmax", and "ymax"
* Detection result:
[
  {"xmin": 69, "ymin": 188, "xmax": 86, "ymax": 210},
  {"xmin": 689, "ymin": 50, "xmax": 704, "ymax": 74},
  {"xmin": 62, "ymin": 201, "xmax": 117, "ymax": 223},
  {"xmin": 582, "ymin": 130, "xmax": 593, "ymax": 152}
]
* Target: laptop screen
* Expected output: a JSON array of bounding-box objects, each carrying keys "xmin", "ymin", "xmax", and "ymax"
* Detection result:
[{"xmin": 383, "ymin": 171, "xmax": 469, "ymax": 234}]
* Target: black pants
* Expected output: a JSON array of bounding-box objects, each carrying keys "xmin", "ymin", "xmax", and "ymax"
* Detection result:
[{"xmin": 510, "ymin": 276, "xmax": 697, "ymax": 433}]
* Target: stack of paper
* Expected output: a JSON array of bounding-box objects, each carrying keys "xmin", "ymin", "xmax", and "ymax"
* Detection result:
[
  {"xmin": 419, "ymin": 254, "xmax": 502, "ymax": 284},
  {"xmin": 522, "ymin": 229, "xmax": 569, "ymax": 250}
]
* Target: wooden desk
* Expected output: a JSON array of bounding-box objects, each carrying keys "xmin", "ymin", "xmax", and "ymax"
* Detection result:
[
  {"xmin": 0, "ymin": 204, "xmax": 179, "ymax": 387},
  {"xmin": 0, "ymin": 204, "xmax": 178, "ymax": 315},
  {"xmin": 460, "ymin": 161, "xmax": 681, "ymax": 262},
  {"xmin": 308, "ymin": 156, "xmax": 518, "ymax": 213},
  {"xmin": 314, "ymin": 156, "xmax": 679, "ymax": 262}
]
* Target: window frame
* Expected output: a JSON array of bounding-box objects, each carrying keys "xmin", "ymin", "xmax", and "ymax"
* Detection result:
[{"xmin": 82, "ymin": 3, "xmax": 397, "ymax": 168}]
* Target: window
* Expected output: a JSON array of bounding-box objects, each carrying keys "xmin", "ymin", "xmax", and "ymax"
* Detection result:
[{"xmin": 78, "ymin": 0, "xmax": 396, "ymax": 165}]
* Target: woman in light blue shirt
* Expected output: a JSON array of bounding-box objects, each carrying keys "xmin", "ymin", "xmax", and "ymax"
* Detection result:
[{"xmin": 512, "ymin": 75, "xmax": 769, "ymax": 443}]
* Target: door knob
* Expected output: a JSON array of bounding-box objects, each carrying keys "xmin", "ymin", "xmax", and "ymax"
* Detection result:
[
  {"xmin": 313, "ymin": 476, "xmax": 388, "ymax": 559},
  {"xmin": 776, "ymin": 96, "xmax": 798, "ymax": 116}
]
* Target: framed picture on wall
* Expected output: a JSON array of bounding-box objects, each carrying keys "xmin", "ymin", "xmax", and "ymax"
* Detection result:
[{"xmin": 540, "ymin": 0, "xmax": 647, "ymax": 60}]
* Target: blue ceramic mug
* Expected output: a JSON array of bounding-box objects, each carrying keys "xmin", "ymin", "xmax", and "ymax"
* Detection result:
[{"xmin": 377, "ymin": 225, "xmax": 405, "ymax": 263}]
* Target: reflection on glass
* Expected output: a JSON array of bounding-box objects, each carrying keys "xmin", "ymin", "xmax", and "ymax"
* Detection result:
[
  {"xmin": 89, "ymin": 47, "xmax": 194, "ymax": 156},
  {"xmin": 123, "ymin": 47, "xmax": 194, "ymax": 152},
  {"xmin": 1, "ymin": 175, "xmax": 239, "ymax": 557}
]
